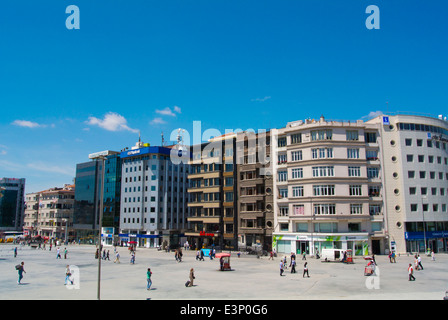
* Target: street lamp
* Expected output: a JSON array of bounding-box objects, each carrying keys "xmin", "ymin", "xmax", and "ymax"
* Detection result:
[
  {"xmin": 421, "ymin": 195, "xmax": 427, "ymax": 253},
  {"xmin": 97, "ymin": 156, "xmax": 106, "ymax": 300}
]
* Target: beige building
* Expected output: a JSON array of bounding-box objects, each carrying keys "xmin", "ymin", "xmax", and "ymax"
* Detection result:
[
  {"xmin": 272, "ymin": 116, "xmax": 385, "ymax": 256},
  {"xmin": 367, "ymin": 114, "xmax": 448, "ymax": 254},
  {"xmin": 24, "ymin": 184, "xmax": 75, "ymax": 242}
]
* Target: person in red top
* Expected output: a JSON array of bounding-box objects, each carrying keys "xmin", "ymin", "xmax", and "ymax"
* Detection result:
[{"xmin": 408, "ymin": 263, "xmax": 415, "ymax": 281}]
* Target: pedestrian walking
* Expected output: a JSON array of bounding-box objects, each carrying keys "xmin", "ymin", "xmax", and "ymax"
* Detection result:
[
  {"xmin": 196, "ymin": 249, "xmax": 200, "ymax": 261},
  {"xmin": 269, "ymin": 251, "xmax": 274, "ymax": 260},
  {"xmin": 14, "ymin": 247, "xmax": 17, "ymax": 258},
  {"xmin": 188, "ymin": 268, "xmax": 195, "ymax": 287},
  {"xmin": 290, "ymin": 258, "xmax": 296, "ymax": 273},
  {"xmin": 408, "ymin": 263, "xmax": 415, "ymax": 281},
  {"xmin": 65, "ymin": 265, "xmax": 73, "ymax": 285},
  {"xmin": 16, "ymin": 261, "xmax": 26, "ymax": 284},
  {"xmin": 431, "ymin": 251, "xmax": 435, "ymax": 261},
  {"xmin": 114, "ymin": 251, "xmax": 120, "ymax": 263},
  {"xmin": 303, "ymin": 262, "xmax": 310, "ymax": 278},
  {"xmin": 130, "ymin": 252, "xmax": 135, "ymax": 264},
  {"xmin": 64, "ymin": 248, "xmax": 68, "ymax": 259},
  {"xmin": 146, "ymin": 268, "xmax": 152, "ymax": 290},
  {"xmin": 302, "ymin": 251, "xmax": 306, "ymax": 260},
  {"xmin": 279, "ymin": 260, "xmax": 284, "ymax": 276},
  {"xmin": 283, "ymin": 256, "xmax": 288, "ymax": 270},
  {"xmin": 200, "ymin": 249, "xmax": 204, "ymax": 261},
  {"xmin": 56, "ymin": 247, "xmax": 61, "ymax": 259},
  {"xmin": 106, "ymin": 250, "xmax": 110, "ymax": 261},
  {"xmin": 417, "ymin": 255, "xmax": 424, "ymax": 270}
]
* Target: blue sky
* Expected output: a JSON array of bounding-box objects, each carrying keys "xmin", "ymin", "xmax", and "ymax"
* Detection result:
[{"xmin": 0, "ymin": 0, "xmax": 447, "ymax": 193}]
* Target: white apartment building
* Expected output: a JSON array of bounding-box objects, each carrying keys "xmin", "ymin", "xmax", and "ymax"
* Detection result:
[
  {"xmin": 367, "ymin": 114, "xmax": 448, "ymax": 254},
  {"xmin": 119, "ymin": 140, "xmax": 190, "ymax": 249},
  {"xmin": 272, "ymin": 116, "xmax": 385, "ymax": 256}
]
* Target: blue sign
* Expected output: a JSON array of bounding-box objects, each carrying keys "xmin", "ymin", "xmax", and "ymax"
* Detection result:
[
  {"xmin": 405, "ymin": 231, "xmax": 448, "ymax": 240},
  {"xmin": 382, "ymin": 116, "xmax": 390, "ymax": 125}
]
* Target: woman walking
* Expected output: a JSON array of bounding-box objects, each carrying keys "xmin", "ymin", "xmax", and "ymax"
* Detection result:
[
  {"xmin": 188, "ymin": 268, "xmax": 195, "ymax": 287},
  {"xmin": 303, "ymin": 262, "xmax": 310, "ymax": 278}
]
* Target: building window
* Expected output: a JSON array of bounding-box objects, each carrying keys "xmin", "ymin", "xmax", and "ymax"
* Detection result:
[
  {"xmin": 346, "ymin": 130, "xmax": 359, "ymax": 141},
  {"xmin": 291, "ymin": 150, "xmax": 302, "ymax": 162},
  {"xmin": 312, "ymin": 166, "xmax": 334, "ymax": 177},
  {"xmin": 292, "ymin": 204, "xmax": 305, "ymax": 215},
  {"xmin": 311, "ymin": 129, "xmax": 332, "ymax": 141},
  {"xmin": 291, "ymin": 168, "xmax": 303, "ymax": 179},
  {"xmin": 350, "ymin": 204, "xmax": 363, "ymax": 215},
  {"xmin": 278, "ymin": 171, "xmax": 288, "ymax": 182},
  {"xmin": 279, "ymin": 188, "xmax": 288, "ymax": 198},
  {"xmin": 348, "ymin": 166, "xmax": 361, "ymax": 177},
  {"xmin": 367, "ymin": 167, "xmax": 379, "ymax": 179},
  {"xmin": 290, "ymin": 133, "xmax": 302, "ymax": 144},
  {"xmin": 314, "ymin": 204, "xmax": 336, "ymax": 215},
  {"xmin": 313, "ymin": 185, "xmax": 335, "ymax": 196},
  {"xmin": 278, "ymin": 207, "xmax": 289, "ymax": 216},
  {"xmin": 292, "ymin": 186, "xmax": 304, "ymax": 197},
  {"xmin": 405, "ymin": 138, "xmax": 412, "ymax": 146},
  {"xmin": 278, "ymin": 137, "xmax": 287, "ymax": 147},
  {"xmin": 347, "ymin": 148, "xmax": 359, "ymax": 159},
  {"xmin": 349, "ymin": 185, "xmax": 362, "ymax": 196},
  {"xmin": 365, "ymin": 132, "xmax": 377, "ymax": 143}
]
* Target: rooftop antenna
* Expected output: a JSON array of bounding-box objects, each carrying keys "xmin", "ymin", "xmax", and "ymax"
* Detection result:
[{"xmin": 161, "ymin": 131, "xmax": 165, "ymax": 146}]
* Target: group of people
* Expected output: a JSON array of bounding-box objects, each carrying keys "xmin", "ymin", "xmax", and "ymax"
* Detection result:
[{"xmin": 279, "ymin": 252, "xmax": 310, "ymax": 278}]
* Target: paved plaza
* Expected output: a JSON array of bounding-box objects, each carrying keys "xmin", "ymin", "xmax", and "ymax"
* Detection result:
[{"xmin": 1, "ymin": 243, "xmax": 447, "ymax": 300}]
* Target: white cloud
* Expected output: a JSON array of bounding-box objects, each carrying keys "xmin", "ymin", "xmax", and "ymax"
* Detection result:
[
  {"xmin": 150, "ymin": 117, "xmax": 167, "ymax": 125},
  {"xmin": 173, "ymin": 106, "xmax": 181, "ymax": 114},
  {"xmin": 11, "ymin": 120, "xmax": 46, "ymax": 128},
  {"xmin": 251, "ymin": 96, "xmax": 271, "ymax": 102},
  {"xmin": 86, "ymin": 112, "xmax": 139, "ymax": 133},
  {"xmin": 155, "ymin": 107, "xmax": 176, "ymax": 117},
  {"xmin": 362, "ymin": 110, "xmax": 383, "ymax": 120}
]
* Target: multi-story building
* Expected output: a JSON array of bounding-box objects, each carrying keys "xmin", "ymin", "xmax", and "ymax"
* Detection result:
[
  {"xmin": 73, "ymin": 150, "xmax": 121, "ymax": 244},
  {"xmin": 0, "ymin": 178, "xmax": 26, "ymax": 232},
  {"xmin": 236, "ymin": 130, "xmax": 274, "ymax": 251},
  {"xmin": 186, "ymin": 134, "xmax": 239, "ymax": 250},
  {"xmin": 367, "ymin": 114, "xmax": 448, "ymax": 253},
  {"xmin": 119, "ymin": 140, "xmax": 190, "ymax": 248},
  {"xmin": 272, "ymin": 116, "xmax": 384, "ymax": 256},
  {"xmin": 24, "ymin": 184, "xmax": 75, "ymax": 241}
]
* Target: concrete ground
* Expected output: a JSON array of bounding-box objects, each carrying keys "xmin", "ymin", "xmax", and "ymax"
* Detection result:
[{"xmin": 1, "ymin": 243, "xmax": 447, "ymax": 300}]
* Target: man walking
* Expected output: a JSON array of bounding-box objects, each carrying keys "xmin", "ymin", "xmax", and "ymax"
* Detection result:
[
  {"xmin": 56, "ymin": 247, "xmax": 61, "ymax": 259},
  {"xmin": 279, "ymin": 260, "xmax": 284, "ymax": 276},
  {"xmin": 417, "ymin": 255, "xmax": 424, "ymax": 270},
  {"xmin": 408, "ymin": 263, "xmax": 416, "ymax": 281},
  {"xmin": 146, "ymin": 268, "xmax": 152, "ymax": 290},
  {"xmin": 290, "ymin": 258, "xmax": 296, "ymax": 273},
  {"xmin": 17, "ymin": 262, "xmax": 26, "ymax": 284}
]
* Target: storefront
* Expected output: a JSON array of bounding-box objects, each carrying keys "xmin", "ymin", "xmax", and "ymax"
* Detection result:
[
  {"xmin": 405, "ymin": 231, "xmax": 448, "ymax": 253},
  {"xmin": 119, "ymin": 233, "xmax": 161, "ymax": 248},
  {"xmin": 273, "ymin": 233, "xmax": 369, "ymax": 256}
]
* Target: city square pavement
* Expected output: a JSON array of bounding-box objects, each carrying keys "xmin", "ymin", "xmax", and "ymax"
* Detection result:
[{"xmin": 1, "ymin": 243, "xmax": 447, "ymax": 300}]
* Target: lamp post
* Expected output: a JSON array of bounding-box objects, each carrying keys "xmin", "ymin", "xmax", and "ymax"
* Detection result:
[
  {"xmin": 97, "ymin": 156, "xmax": 106, "ymax": 300},
  {"xmin": 421, "ymin": 195, "xmax": 427, "ymax": 253}
]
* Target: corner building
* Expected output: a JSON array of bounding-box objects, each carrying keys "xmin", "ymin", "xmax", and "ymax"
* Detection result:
[
  {"xmin": 367, "ymin": 114, "xmax": 448, "ymax": 253},
  {"xmin": 119, "ymin": 141, "xmax": 190, "ymax": 248},
  {"xmin": 272, "ymin": 116, "xmax": 384, "ymax": 256}
]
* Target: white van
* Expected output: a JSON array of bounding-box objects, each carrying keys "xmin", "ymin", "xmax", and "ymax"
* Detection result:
[{"xmin": 321, "ymin": 249, "xmax": 344, "ymax": 261}]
